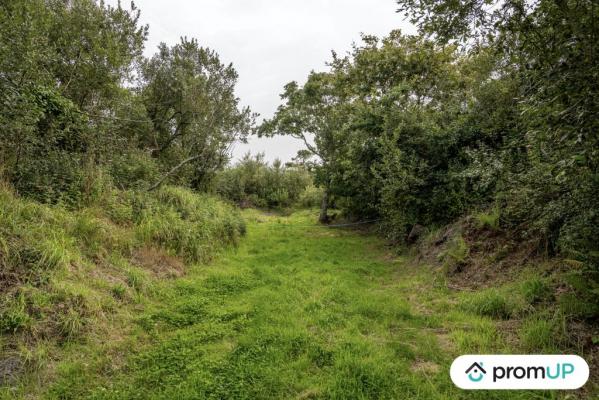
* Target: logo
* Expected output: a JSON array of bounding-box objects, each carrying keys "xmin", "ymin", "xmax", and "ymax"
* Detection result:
[
  {"xmin": 450, "ymin": 355, "xmax": 589, "ymax": 390},
  {"xmin": 465, "ymin": 362, "xmax": 486, "ymax": 382}
]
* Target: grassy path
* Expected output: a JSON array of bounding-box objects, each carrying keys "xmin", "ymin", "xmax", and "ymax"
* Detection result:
[{"xmin": 47, "ymin": 210, "xmax": 565, "ymax": 399}]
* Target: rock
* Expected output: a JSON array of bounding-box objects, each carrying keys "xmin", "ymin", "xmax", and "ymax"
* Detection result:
[{"xmin": 407, "ymin": 224, "xmax": 425, "ymax": 244}]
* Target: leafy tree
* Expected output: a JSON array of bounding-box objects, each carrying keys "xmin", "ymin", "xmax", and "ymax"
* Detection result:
[
  {"xmin": 396, "ymin": 0, "xmax": 599, "ymax": 263},
  {"xmin": 330, "ymin": 32, "xmax": 470, "ymax": 233},
  {"xmin": 140, "ymin": 38, "xmax": 254, "ymax": 191},
  {"xmin": 215, "ymin": 153, "xmax": 312, "ymax": 208},
  {"xmin": 0, "ymin": 0, "xmax": 147, "ymax": 204},
  {"xmin": 259, "ymin": 72, "xmax": 350, "ymax": 222}
]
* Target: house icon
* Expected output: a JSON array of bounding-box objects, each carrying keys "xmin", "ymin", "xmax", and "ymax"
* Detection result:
[{"xmin": 465, "ymin": 362, "xmax": 487, "ymax": 382}]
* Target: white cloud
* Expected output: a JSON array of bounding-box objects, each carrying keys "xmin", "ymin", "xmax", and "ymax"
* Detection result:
[{"xmin": 106, "ymin": 0, "xmax": 414, "ymax": 162}]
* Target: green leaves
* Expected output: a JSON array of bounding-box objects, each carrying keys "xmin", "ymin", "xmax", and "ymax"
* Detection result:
[{"xmin": 140, "ymin": 38, "xmax": 254, "ymax": 190}]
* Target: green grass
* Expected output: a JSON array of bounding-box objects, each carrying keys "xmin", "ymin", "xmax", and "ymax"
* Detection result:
[
  {"xmin": 0, "ymin": 185, "xmax": 245, "ymax": 397},
  {"xmin": 474, "ymin": 208, "xmax": 500, "ymax": 230},
  {"xmin": 2, "ymin": 209, "xmax": 592, "ymax": 399}
]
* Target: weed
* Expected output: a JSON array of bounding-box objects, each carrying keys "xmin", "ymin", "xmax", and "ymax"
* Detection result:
[
  {"xmin": 442, "ymin": 235, "xmax": 469, "ymax": 273},
  {"xmin": 111, "ymin": 284, "xmax": 127, "ymax": 300},
  {"xmin": 461, "ymin": 289, "xmax": 513, "ymax": 319},
  {"xmin": 474, "ymin": 208, "xmax": 500, "ymax": 230},
  {"xmin": 521, "ymin": 278, "xmax": 551, "ymax": 304},
  {"xmin": 125, "ymin": 268, "xmax": 147, "ymax": 293},
  {"xmin": 519, "ymin": 314, "xmax": 566, "ymax": 352},
  {"xmin": 57, "ymin": 307, "xmax": 85, "ymax": 341},
  {"xmin": 0, "ymin": 294, "xmax": 30, "ymax": 334}
]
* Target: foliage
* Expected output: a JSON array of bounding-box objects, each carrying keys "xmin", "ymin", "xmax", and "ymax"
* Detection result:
[
  {"xmin": 441, "ymin": 235, "xmax": 469, "ymax": 273},
  {"xmin": 391, "ymin": 0, "xmax": 599, "ymax": 265},
  {"xmin": 140, "ymin": 38, "xmax": 254, "ymax": 191},
  {"xmin": 215, "ymin": 153, "xmax": 313, "ymax": 208},
  {"xmin": 297, "ymin": 184, "xmax": 324, "ymax": 209},
  {"xmin": 259, "ymin": 71, "xmax": 350, "ymax": 221},
  {"xmin": 0, "ymin": 1, "xmax": 253, "ymax": 205},
  {"xmin": 474, "ymin": 208, "xmax": 500, "ymax": 231},
  {"xmin": 520, "ymin": 278, "xmax": 551, "ymax": 305},
  {"xmin": 264, "ymin": 1, "xmax": 598, "ymax": 276},
  {"xmin": 0, "ymin": 0, "xmax": 147, "ymax": 205}
]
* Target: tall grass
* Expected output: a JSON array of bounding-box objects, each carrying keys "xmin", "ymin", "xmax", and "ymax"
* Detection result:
[
  {"xmin": 136, "ymin": 186, "xmax": 245, "ymax": 262},
  {"xmin": 0, "ymin": 183, "xmax": 245, "ymax": 380}
]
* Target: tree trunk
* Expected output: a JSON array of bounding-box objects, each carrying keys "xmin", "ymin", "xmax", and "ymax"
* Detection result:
[{"xmin": 318, "ymin": 187, "xmax": 329, "ymax": 224}]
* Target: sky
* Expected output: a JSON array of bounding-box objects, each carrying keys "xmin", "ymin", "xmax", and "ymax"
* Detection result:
[{"xmin": 106, "ymin": 0, "xmax": 415, "ymax": 163}]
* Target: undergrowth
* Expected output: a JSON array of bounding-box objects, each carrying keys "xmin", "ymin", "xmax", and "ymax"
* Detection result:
[{"xmin": 0, "ymin": 184, "xmax": 244, "ymax": 391}]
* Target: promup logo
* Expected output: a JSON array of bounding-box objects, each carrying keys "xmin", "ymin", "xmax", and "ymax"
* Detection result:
[
  {"xmin": 465, "ymin": 362, "xmax": 486, "ymax": 382},
  {"xmin": 450, "ymin": 355, "xmax": 589, "ymax": 390}
]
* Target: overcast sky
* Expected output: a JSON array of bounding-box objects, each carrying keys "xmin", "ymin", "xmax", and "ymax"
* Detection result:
[{"xmin": 106, "ymin": 0, "xmax": 414, "ymax": 163}]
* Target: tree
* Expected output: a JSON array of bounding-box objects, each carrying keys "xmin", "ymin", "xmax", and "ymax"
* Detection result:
[
  {"xmin": 396, "ymin": 0, "xmax": 599, "ymax": 263},
  {"xmin": 259, "ymin": 72, "xmax": 349, "ymax": 222},
  {"xmin": 140, "ymin": 38, "xmax": 254, "ymax": 191},
  {"xmin": 0, "ymin": 0, "xmax": 147, "ymax": 204}
]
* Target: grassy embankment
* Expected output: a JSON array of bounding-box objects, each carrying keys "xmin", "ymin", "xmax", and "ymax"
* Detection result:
[
  {"xmin": 2, "ymin": 204, "xmax": 594, "ymax": 399},
  {"xmin": 0, "ymin": 184, "xmax": 245, "ymax": 398}
]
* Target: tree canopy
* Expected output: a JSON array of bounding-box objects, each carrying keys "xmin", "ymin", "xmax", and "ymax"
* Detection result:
[
  {"xmin": 0, "ymin": 0, "xmax": 253, "ymax": 203},
  {"xmin": 264, "ymin": 1, "xmax": 598, "ymax": 271}
]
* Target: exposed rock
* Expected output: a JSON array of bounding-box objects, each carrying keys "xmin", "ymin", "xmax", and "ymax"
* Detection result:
[{"xmin": 407, "ymin": 224, "xmax": 425, "ymax": 244}]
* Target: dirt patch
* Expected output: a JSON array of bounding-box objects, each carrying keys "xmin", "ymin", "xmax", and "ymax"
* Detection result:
[
  {"xmin": 0, "ymin": 356, "xmax": 23, "ymax": 385},
  {"xmin": 414, "ymin": 216, "xmax": 543, "ymax": 289},
  {"xmin": 132, "ymin": 247, "xmax": 185, "ymax": 278},
  {"xmin": 410, "ymin": 360, "xmax": 440, "ymax": 375}
]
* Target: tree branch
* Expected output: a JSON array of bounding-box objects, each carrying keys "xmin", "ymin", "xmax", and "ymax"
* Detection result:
[
  {"xmin": 294, "ymin": 133, "xmax": 323, "ymax": 159},
  {"xmin": 147, "ymin": 154, "xmax": 202, "ymax": 191}
]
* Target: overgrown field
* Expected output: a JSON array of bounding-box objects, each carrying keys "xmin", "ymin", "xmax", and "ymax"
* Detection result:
[
  {"xmin": 0, "ymin": 185, "xmax": 245, "ymax": 396},
  {"xmin": 3, "ymin": 209, "xmax": 594, "ymax": 399}
]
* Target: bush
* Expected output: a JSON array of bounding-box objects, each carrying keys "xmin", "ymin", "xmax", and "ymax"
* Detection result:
[
  {"xmin": 110, "ymin": 150, "xmax": 161, "ymax": 190},
  {"xmin": 474, "ymin": 208, "xmax": 500, "ymax": 230},
  {"xmin": 441, "ymin": 235, "xmax": 469, "ymax": 273},
  {"xmin": 215, "ymin": 153, "xmax": 313, "ymax": 209},
  {"xmin": 298, "ymin": 185, "xmax": 323, "ymax": 208}
]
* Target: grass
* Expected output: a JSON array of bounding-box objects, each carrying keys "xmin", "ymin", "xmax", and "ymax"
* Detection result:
[
  {"xmin": 460, "ymin": 289, "xmax": 514, "ymax": 319},
  {"xmin": 2, "ymin": 209, "xmax": 593, "ymax": 399},
  {"xmin": 0, "ymin": 185, "xmax": 245, "ymax": 396},
  {"xmin": 1, "ymin": 203, "xmax": 596, "ymax": 398},
  {"xmin": 474, "ymin": 208, "xmax": 500, "ymax": 230}
]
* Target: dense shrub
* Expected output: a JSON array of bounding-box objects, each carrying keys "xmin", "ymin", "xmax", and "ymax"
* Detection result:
[
  {"xmin": 0, "ymin": 1, "xmax": 252, "ymax": 207},
  {"xmin": 215, "ymin": 153, "xmax": 313, "ymax": 208}
]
